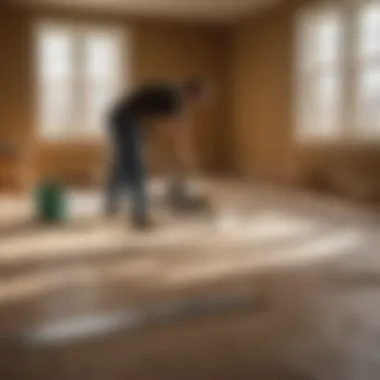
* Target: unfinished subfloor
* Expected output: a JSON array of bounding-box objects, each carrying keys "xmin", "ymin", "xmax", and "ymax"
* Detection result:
[{"xmin": 0, "ymin": 180, "xmax": 379, "ymax": 380}]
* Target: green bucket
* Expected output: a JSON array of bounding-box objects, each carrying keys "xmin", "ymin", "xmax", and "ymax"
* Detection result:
[{"xmin": 35, "ymin": 180, "xmax": 67, "ymax": 223}]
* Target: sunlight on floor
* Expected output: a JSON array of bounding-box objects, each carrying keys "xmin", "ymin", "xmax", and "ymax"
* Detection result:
[
  {"xmin": 0, "ymin": 189, "xmax": 373, "ymax": 308},
  {"xmin": 0, "ymin": 211, "xmax": 321, "ymax": 264},
  {"xmin": 165, "ymin": 229, "xmax": 366, "ymax": 285},
  {"xmin": 0, "ymin": 228, "xmax": 367, "ymax": 304}
]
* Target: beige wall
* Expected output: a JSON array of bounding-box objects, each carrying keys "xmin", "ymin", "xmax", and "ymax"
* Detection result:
[{"xmin": 230, "ymin": 3, "xmax": 294, "ymax": 181}]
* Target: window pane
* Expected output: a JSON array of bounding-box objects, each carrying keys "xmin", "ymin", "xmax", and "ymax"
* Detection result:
[
  {"xmin": 37, "ymin": 28, "xmax": 74, "ymax": 80},
  {"xmin": 296, "ymin": 7, "xmax": 344, "ymax": 141},
  {"xmin": 297, "ymin": 71, "xmax": 342, "ymax": 140},
  {"xmin": 83, "ymin": 84, "xmax": 114, "ymax": 133},
  {"xmin": 317, "ymin": 72, "xmax": 342, "ymax": 136},
  {"xmin": 299, "ymin": 8, "xmax": 343, "ymax": 70},
  {"xmin": 355, "ymin": 66, "xmax": 380, "ymax": 136},
  {"xmin": 315, "ymin": 13, "xmax": 342, "ymax": 65},
  {"xmin": 296, "ymin": 77, "xmax": 317, "ymax": 138},
  {"xmin": 83, "ymin": 32, "xmax": 123, "ymax": 82},
  {"xmin": 36, "ymin": 26, "xmax": 75, "ymax": 138},
  {"xmin": 358, "ymin": 3, "xmax": 380, "ymax": 57},
  {"xmin": 39, "ymin": 82, "xmax": 73, "ymax": 137},
  {"xmin": 82, "ymin": 30, "xmax": 124, "ymax": 134}
]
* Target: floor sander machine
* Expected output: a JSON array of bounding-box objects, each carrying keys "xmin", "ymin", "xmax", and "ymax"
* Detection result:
[{"xmin": 165, "ymin": 177, "xmax": 214, "ymax": 215}]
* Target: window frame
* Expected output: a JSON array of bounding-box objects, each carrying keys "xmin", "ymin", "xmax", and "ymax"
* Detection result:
[
  {"xmin": 294, "ymin": 3, "xmax": 346, "ymax": 144},
  {"xmin": 33, "ymin": 19, "xmax": 129, "ymax": 142},
  {"xmin": 294, "ymin": 0, "xmax": 380, "ymax": 145},
  {"xmin": 352, "ymin": 0, "xmax": 380, "ymax": 139}
]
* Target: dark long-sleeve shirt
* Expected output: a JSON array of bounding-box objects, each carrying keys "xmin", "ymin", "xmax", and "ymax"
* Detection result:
[{"xmin": 110, "ymin": 83, "xmax": 183, "ymax": 125}]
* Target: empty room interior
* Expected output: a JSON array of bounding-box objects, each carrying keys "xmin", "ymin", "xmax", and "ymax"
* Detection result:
[{"xmin": 1, "ymin": 0, "xmax": 380, "ymax": 378}]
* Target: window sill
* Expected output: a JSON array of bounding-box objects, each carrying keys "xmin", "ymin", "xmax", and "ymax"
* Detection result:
[
  {"xmin": 295, "ymin": 138, "xmax": 380, "ymax": 148},
  {"xmin": 38, "ymin": 134, "xmax": 107, "ymax": 145}
]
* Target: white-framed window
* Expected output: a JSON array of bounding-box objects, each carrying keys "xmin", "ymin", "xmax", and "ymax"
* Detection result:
[
  {"xmin": 295, "ymin": 1, "xmax": 380, "ymax": 142},
  {"xmin": 355, "ymin": 1, "xmax": 380, "ymax": 138},
  {"xmin": 34, "ymin": 21, "xmax": 127, "ymax": 140},
  {"xmin": 295, "ymin": 5, "xmax": 344, "ymax": 141}
]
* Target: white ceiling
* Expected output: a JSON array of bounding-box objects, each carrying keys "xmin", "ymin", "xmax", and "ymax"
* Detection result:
[{"xmin": 15, "ymin": 0, "xmax": 280, "ymax": 22}]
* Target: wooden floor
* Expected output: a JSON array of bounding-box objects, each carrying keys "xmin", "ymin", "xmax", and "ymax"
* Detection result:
[{"xmin": 0, "ymin": 180, "xmax": 379, "ymax": 379}]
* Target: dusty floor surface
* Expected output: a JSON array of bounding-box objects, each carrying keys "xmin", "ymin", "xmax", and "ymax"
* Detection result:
[{"xmin": 0, "ymin": 180, "xmax": 379, "ymax": 379}]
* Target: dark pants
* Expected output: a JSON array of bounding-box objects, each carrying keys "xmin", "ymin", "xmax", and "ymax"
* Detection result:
[
  {"xmin": 105, "ymin": 114, "xmax": 200, "ymax": 221},
  {"xmin": 105, "ymin": 115, "xmax": 148, "ymax": 221}
]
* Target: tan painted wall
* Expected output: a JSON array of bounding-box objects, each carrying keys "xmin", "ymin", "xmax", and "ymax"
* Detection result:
[
  {"xmin": 230, "ymin": 2, "xmax": 296, "ymax": 182},
  {"xmin": 0, "ymin": 5, "xmax": 228, "ymax": 189}
]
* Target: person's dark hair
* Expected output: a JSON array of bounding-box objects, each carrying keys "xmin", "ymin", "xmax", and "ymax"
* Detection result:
[{"xmin": 182, "ymin": 78, "xmax": 206, "ymax": 100}]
